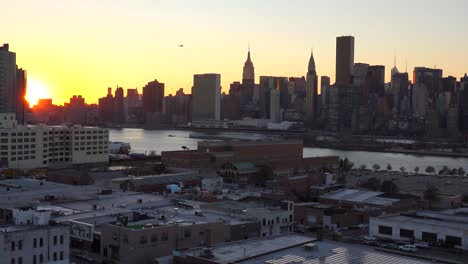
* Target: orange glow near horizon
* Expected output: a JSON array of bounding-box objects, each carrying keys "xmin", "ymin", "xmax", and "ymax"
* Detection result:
[
  {"xmin": 26, "ymin": 79, "xmax": 50, "ymax": 108},
  {"xmin": 2, "ymin": 1, "xmax": 468, "ymax": 106}
]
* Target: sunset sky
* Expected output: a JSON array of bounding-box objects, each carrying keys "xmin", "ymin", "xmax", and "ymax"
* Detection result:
[{"xmin": 2, "ymin": 0, "xmax": 468, "ymax": 106}]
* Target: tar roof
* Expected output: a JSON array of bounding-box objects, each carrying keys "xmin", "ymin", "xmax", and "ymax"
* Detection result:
[{"xmin": 321, "ymin": 188, "xmax": 399, "ymax": 206}]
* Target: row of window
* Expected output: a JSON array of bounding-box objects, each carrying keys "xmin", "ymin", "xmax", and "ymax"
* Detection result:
[
  {"xmin": 74, "ymin": 136, "xmax": 107, "ymax": 140},
  {"xmin": 378, "ymin": 225, "xmax": 462, "ymax": 246},
  {"xmin": 73, "ymin": 130, "xmax": 107, "ymax": 134},
  {"xmin": 1, "ymin": 132, "xmax": 36, "ymax": 137},
  {"xmin": 73, "ymin": 141, "xmax": 108, "ymax": 146},
  {"xmin": 262, "ymin": 215, "xmax": 293, "ymax": 226},
  {"xmin": 0, "ymin": 138, "xmax": 36, "ymax": 143}
]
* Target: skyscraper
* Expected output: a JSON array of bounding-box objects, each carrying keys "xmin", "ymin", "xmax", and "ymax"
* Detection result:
[
  {"xmin": 240, "ymin": 48, "xmax": 255, "ymax": 106},
  {"xmin": 142, "ymin": 80, "xmax": 165, "ymax": 114},
  {"xmin": 242, "ymin": 48, "xmax": 255, "ymax": 86},
  {"xmin": 259, "ymin": 76, "xmax": 289, "ymax": 119},
  {"xmin": 335, "ymin": 36, "xmax": 355, "ymax": 85},
  {"xmin": 0, "ymin": 44, "xmax": 18, "ymax": 115},
  {"xmin": 192, "ymin": 73, "xmax": 221, "ymax": 121},
  {"xmin": 114, "ymin": 87, "xmax": 124, "ymax": 123},
  {"xmin": 306, "ymin": 51, "xmax": 318, "ymax": 119},
  {"xmin": 15, "ymin": 67, "xmax": 27, "ymax": 125}
]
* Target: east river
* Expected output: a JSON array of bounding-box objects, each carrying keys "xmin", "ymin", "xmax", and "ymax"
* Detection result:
[{"xmin": 109, "ymin": 128, "xmax": 468, "ymax": 173}]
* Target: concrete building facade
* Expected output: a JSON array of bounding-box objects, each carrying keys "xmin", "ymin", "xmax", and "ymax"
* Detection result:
[
  {"xmin": 191, "ymin": 74, "xmax": 221, "ymax": 121},
  {"xmin": 0, "ymin": 113, "xmax": 109, "ymax": 169}
]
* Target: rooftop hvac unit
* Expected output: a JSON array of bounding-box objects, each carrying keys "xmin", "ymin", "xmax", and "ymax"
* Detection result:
[{"xmin": 304, "ymin": 243, "xmax": 317, "ymax": 251}]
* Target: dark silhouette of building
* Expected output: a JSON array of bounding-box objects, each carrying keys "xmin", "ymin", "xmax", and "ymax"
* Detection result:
[
  {"xmin": 306, "ymin": 51, "xmax": 318, "ymax": 120},
  {"xmin": 114, "ymin": 87, "xmax": 124, "ymax": 123},
  {"xmin": 143, "ymin": 80, "xmax": 164, "ymax": 114},
  {"xmin": 0, "ymin": 44, "xmax": 27, "ymax": 124},
  {"xmin": 66, "ymin": 95, "xmax": 86, "ymax": 124},
  {"xmin": 15, "ymin": 67, "xmax": 27, "ymax": 125},
  {"xmin": 99, "ymin": 88, "xmax": 115, "ymax": 123},
  {"xmin": 335, "ymin": 36, "xmax": 355, "ymax": 85}
]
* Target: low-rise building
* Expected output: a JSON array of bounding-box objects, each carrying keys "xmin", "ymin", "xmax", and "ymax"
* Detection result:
[
  {"xmin": 201, "ymin": 199, "xmax": 294, "ymax": 237},
  {"xmin": 111, "ymin": 171, "xmax": 221, "ymax": 193},
  {"xmin": 0, "ymin": 113, "xmax": 109, "ymax": 169},
  {"xmin": 172, "ymin": 234, "xmax": 432, "ymax": 264},
  {"xmin": 294, "ymin": 202, "xmax": 368, "ymax": 231},
  {"xmin": 370, "ymin": 209, "xmax": 468, "ymax": 250},
  {"xmin": 0, "ymin": 209, "xmax": 70, "ymax": 264},
  {"xmin": 318, "ymin": 188, "xmax": 419, "ymax": 213},
  {"xmin": 219, "ymin": 162, "xmax": 258, "ymax": 185}
]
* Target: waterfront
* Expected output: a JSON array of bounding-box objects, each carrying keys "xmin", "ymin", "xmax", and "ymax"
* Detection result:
[{"xmin": 109, "ymin": 128, "xmax": 468, "ymax": 172}]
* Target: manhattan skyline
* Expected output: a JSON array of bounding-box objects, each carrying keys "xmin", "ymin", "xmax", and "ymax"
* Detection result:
[{"xmin": 2, "ymin": 0, "xmax": 468, "ymax": 106}]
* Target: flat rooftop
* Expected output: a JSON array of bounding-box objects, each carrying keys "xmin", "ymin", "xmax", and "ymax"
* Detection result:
[
  {"xmin": 376, "ymin": 210, "xmax": 468, "ymax": 231},
  {"xmin": 179, "ymin": 234, "xmax": 432, "ymax": 264},
  {"xmin": 240, "ymin": 241, "xmax": 432, "ymax": 264},
  {"xmin": 321, "ymin": 188, "xmax": 399, "ymax": 206}
]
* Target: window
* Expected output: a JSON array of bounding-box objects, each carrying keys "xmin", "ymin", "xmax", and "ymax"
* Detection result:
[
  {"xmin": 39, "ymin": 238, "xmax": 43, "ymax": 247},
  {"xmin": 53, "ymin": 252, "xmax": 57, "ymax": 261},
  {"xmin": 39, "ymin": 254, "xmax": 43, "ymax": 263},
  {"xmin": 53, "ymin": 235, "xmax": 57, "ymax": 245},
  {"xmin": 422, "ymin": 232, "xmax": 437, "ymax": 243},
  {"xmin": 11, "ymin": 241, "xmax": 15, "ymax": 251},
  {"xmin": 18, "ymin": 257, "xmax": 22, "ymax": 264},
  {"xmin": 161, "ymin": 232, "xmax": 169, "ymax": 241},
  {"xmin": 262, "ymin": 218, "xmax": 266, "ymax": 226},
  {"xmin": 60, "ymin": 235, "xmax": 64, "ymax": 244},
  {"xmin": 18, "ymin": 240, "xmax": 22, "ymax": 250},
  {"xmin": 446, "ymin": 235, "xmax": 462, "ymax": 247},
  {"xmin": 60, "ymin": 251, "xmax": 64, "ymax": 260},
  {"xmin": 378, "ymin": 225, "xmax": 392, "ymax": 235},
  {"xmin": 400, "ymin": 229, "xmax": 414, "ymax": 238},
  {"xmin": 184, "ymin": 229, "xmax": 192, "ymax": 238},
  {"xmin": 33, "ymin": 238, "xmax": 37, "ymax": 248},
  {"xmin": 33, "ymin": 256, "xmax": 37, "ymax": 264},
  {"xmin": 10, "ymin": 258, "xmax": 15, "ymax": 264}
]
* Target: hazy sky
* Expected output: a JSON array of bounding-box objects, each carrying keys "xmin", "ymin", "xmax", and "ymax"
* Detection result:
[{"xmin": 2, "ymin": 0, "xmax": 468, "ymax": 105}]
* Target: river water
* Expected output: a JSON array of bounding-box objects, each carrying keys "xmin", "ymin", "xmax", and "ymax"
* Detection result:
[{"xmin": 109, "ymin": 128, "xmax": 468, "ymax": 173}]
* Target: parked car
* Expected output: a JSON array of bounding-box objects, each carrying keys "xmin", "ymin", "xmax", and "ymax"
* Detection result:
[
  {"xmin": 362, "ymin": 235, "xmax": 377, "ymax": 241},
  {"xmin": 363, "ymin": 240, "xmax": 380, "ymax": 247},
  {"xmin": 381, "ymin": 243, "xmax": 399, "ymax": 250},
  {"xmin": 413, "ymin": 242, "xmax": 430, "ymax": 248},
  {"xmin": 398, "ymin": 245, "xmax": 418, "ymax": 252}
]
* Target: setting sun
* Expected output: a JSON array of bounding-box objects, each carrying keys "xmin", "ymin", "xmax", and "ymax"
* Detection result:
[{"xmin": 26, "ymin": 78, "xmax": 50, "ymax": 107}]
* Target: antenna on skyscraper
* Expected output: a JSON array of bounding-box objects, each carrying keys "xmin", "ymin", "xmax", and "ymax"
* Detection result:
[
  {"xmin": 405, "ymin": 57, "xmax": 408, "ymax": 73},
  {"xmin": 394, "ymin": 49, "xmax": 396, "ymax": 68}
]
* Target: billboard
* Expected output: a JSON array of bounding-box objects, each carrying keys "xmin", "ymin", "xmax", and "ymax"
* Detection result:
[{"xmin": 69, "ymin": 220, "xmax": 95, "ymax": 241}]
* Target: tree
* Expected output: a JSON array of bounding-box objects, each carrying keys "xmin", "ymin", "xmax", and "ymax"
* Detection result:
[
  {"xmin": 381, "ymin": 180, "xmax": 399, "ymax": 194},
  {"xmin": 423, "ymin": 184, "xmax": 440, "ymax": 209},
  {"xmin": 147, "ymin": 150, "xmax": 157, "ymax": 158},
  {"xmin": 386, "ymin": 164, "xmax": 392, "ymax": 171},
  {"xmin": 339, "ymin": 158, "xmax": 354, "ymax": 173},
  {"xmin": 425, "ymin": 166, "xmax": 435, "ymax": 175},
  {"xmin": 399, "ymin": 166, "xmax": 406, "ymax": 175},
  {"xmin": 438, "ymin": 166, "xmax": 449, "ymax": 176},
  {"xmin": 359, "ymin": 164, "xmax": 367, "ymax": 171},
  {"xmin": 360, "ymin": 177, "xmax": 381, "ymax": 191},
  {"xmin": 372, "ymin": 164, "xmax": 381, "ymax": 171},
  {"xmin": 458, "ymin": 167, "xmax": 466, "ymax": 177},
  {"xmin": 414, "ymin": 166, "xmax": 420, "ymax": 175}
]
